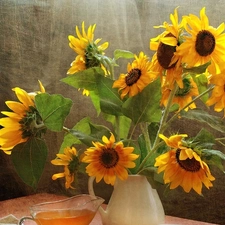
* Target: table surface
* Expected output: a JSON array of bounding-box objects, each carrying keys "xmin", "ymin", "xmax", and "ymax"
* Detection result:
[{"xmin": 0, "ymin": 193, "xmax": 218, "ymax": 225}]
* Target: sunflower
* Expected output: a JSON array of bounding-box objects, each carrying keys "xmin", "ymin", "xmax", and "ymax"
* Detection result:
[
  {"xmin": 206, "ymin": 71, "xmax": 225, "ymax": 116},
  {"xmin": 112, "ymin": 51, "xmax": 158, "ymax": 99},
  {"xmin": 150, "ymin": 7, "xmax": 184, "ymax": 89},
  {"xmin": 176, "ymin": 7, "xmax": 225, "ymax": 75},
  {"xmin": 155, "ymin": 134, "xmax": 215, "ymax": 195},
  {"xmin": 67, "ymin": 21, "xmax": 109, "ymax": 96},
  {"xmin": 82, "ymin": 132, "xmax": 139, "ymax": 185},
  {"xmin": 51, "ymin": 146, "xmax": 80, "ymax": 189},
  {"xmin": 0, "ymin": 81, "xmax": 45, "ymax": 154},
  {"xmin": 161, "ymin": 76, "xmax": 199, "ymax": 111}
]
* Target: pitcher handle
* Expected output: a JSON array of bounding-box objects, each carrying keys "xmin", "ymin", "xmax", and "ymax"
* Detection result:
[
  {"xmin": 88, "ymin": 176, "xmax": 97, "ymax": 197},
  {"xmin": 88, "ymin": 176, "xmax": 106, "ymax": 216},
  {"xmin": 18, "ymin": 216, "xmax": 35, "ymax": 225}
]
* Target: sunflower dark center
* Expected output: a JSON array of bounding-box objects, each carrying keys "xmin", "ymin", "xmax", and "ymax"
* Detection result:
[
  {"xmin": 100, "ymin": 148, "xmax": 119, "ymax": 168},
  {"xmin": 175, "ymin": 77, "xmax": 192, "ymax": 97},
  {"xmin": 157, "ymin": 33, "xmax": 177, "ymax": 69},
  {"xmin": 195, "ymin": 30, "xmax": 215, "ymax": 56},
  {"xmin": 125, "ymin": 68, "xmax": 141, "ymax": 86},
  {"xmin": 176, "ymin": 149, "xmax": 201, "ymax": 172}
]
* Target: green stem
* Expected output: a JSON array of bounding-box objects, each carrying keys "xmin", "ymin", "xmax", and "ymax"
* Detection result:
[
  {"xmin": 128, "ymin": 123, "xmax": 138, "ymax": 140},
  {"xmin": 217, "ymin": 141, "xmax": 225, "ymax": 147},
  {"xmin": 34, "ymin": 121, "xmax": 45, "ymax": 129},
  {"xmin": 215, "ymin": 137, "xmax": 225, "ymax": 141},
  {"xmin": 137, "ymin": 83, "xmax": 178, "ymax": 172},
  {"xmin": 137, "ymin": 141, "xmax": 165, "ymax": 174},
  {"xmin": 140, "ymin": 122, "xmax": 151, "ymax": 152},
  {"xmin": 100, "ymin": 55, "xmax": 115, "ymax": 79},
  {"xmin": 115, "ymin": 116, "xmax": 120, "ymax": 141},
  {"xmin": 110, "ymin": 61, "xmax": 115, "ymax": 80},
  {"xmin": 165, "ymin": 85, "xmax": 214, "ymax": 130},
  {"xmin": 215, "ymin": 137, "xmax": 225, "ymax": 146},
  {"xmin": 152, "ymin": 82, "xmax": 178, "ymax": 147}
]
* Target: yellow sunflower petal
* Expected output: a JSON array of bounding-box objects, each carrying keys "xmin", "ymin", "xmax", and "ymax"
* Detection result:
[
  {"xmin": 52, "ymin": 172, "xmax": 65, "ymax": 180},
  {"xmin": 13, "ymin": 87, "xmax": 34, "ymax": 108}
]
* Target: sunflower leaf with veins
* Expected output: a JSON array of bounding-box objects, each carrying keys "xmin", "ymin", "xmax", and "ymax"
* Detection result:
[
  {"xmin": 122, "ymin": 78, "xmax": 161, "ymax": 124},
  {"xmin": 180, "ymin": 108, "xmax": 225, "ymax": 133},
  {"xmin": 183, "ymin": 61, "xmax": 211, "ymax": 74},
  {"xmin": 35, "ymin": 93, "xmax": 73, "ymax": 132},
  {"xmin": 11, "ymin": 138, "xmax": 48, "ymax": 189}
]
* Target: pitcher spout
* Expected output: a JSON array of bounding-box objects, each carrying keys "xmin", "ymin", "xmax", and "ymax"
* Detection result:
[
  {"xmin": 91, "ymin": 196, "xmax": 105, "ymax": 211},
  {"xmin": 85, "ymin": 195, "xmax": 105, "ymax": 214}
]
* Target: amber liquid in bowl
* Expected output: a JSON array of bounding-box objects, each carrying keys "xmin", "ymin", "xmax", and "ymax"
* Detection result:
[{"xmin": 34, "ymin": 209, "xmax": 96, "ymax": 225}]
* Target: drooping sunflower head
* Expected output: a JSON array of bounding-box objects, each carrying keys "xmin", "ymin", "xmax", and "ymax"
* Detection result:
[
  {"xmin": 112, "ymin": 51, "xmax": 158, "ymax": 99},
  {"xmin": 51, "ymin": 146, "xmax": 80, "ymax": 189},
  {"xmin": 161, "ymin": 75, "xmax": 199, "ymax": 111},
  {"xmin": 156, "ymin": 33, "xmax": 177, "ymax": 70},
  {"xmin": 82, "ymin": 132, "xmax": 139, "ymax": 185},
  {"xmin": 67, "ymin": 21, "xmax": 109, "ymax": 75},
  {"xmin": 155, "ymin": 134, "xmax": 215, "ymax": 195},
  {"xmin": 0, "ymin": 82, "xmax": 45, "ymax": 154},
  {"xmin": 150, "ymin": 7, "xmax": 184, "ymax": 73},
  {"xmin": 177, "ymin": 7, "xmax": 225, "ymax": 74},
  {"xmin": 174, "ymin": 76, "xmax": 199, "ymax": 111}
]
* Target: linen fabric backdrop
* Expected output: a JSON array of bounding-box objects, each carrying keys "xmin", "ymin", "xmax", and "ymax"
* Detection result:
[{"xmin": 0, "ymin": 0, "xmax": 225, "ymax": 223}]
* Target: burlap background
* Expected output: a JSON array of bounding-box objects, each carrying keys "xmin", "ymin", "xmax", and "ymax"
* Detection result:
[{"xmin": 0, "ymin": 0, "xmax": 225, "ymax": 223}]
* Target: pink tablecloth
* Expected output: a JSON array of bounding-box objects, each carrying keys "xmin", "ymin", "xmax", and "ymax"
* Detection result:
[{"xmin": 0, "ymin": 193, "xmax": 218, "ymax": 225}]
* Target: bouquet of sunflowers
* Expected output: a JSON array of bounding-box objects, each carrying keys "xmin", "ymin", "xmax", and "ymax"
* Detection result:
[{"xmin": 1, "ymin": 7, "xmax": 225, "ymax": 196}]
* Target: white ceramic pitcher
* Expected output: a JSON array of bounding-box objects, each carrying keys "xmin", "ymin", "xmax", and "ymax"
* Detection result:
[{"xmin": 88, "ymin": 174, "xmax": 165, "ymax": 225}]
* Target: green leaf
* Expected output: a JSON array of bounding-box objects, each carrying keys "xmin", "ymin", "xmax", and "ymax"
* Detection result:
[
  {"xmin": 137, "ymin": 133, "xmax": 167, "ymax": 171},
  {"xmin": 114, "ymin": 49, "xmax": 134, "ymax": 60},
  {"xmin": 122, "ymin": 79, "xmax": 162, "ymax": 124},
  {"xmin": 89, "ymin": 122, "xmax": 111, "ymax": 140},
  {"xmin": 35, "ymin": 93, "xmax": 73, "ymax": 132},
  {"xmin": 148, "ymin": 122, "xmax": 160, "ymax": 146},
  {"xmin": 117, "ymin": 116, "xmax": 132, "ymax": 139},
  {"xmin": 61, "ymin": 67, "xmax": 105, "ymax": 91},
  {"xmin": 202, "ymin": 149, "xmax": 225, "ymax": 171},
  {"xmin": 138, "ymin": 134, "xmax": 148, "ymax": 162},
  {"xmin": 183, "ymin": 61, "xmax": 211, "ymax": 74},
  {"xmin": 59, "ymin": 132, "xmax": 81, "ymax": 153},
  {"xmin": 69, "ymin": 120, "xmax": 111, "ymax": 147},
  {"xmin": 180, "ymin": 108, "xmax": 225, "ymax": 133},
  {"xmin": 11, "ymin": 138, "xmax": 48, "ymax": 189},
  {"xmin": 89, "ymin": 91, "xmax": 101, "ymax": 116},
  {"xmin": 104, "ymin": 114, "xmax": 132, "ymax": 139},
  {"xmin": 96, "ymin": 75, "xmax": 124, "ymax": 116},
  {"xmin": 191, "ymin": 129, "xmax": 215, "ymax": 149},
  {"xmin": 59, "ymin": 117, "xmax": 92, "ymax": 153},
  {"xmin": 62, "ymin": 68, "xmax": 124, "ymax": 117},
  {"xmin": 192, "ymin": 73, "xmax": 209, "ymax": 102}
]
